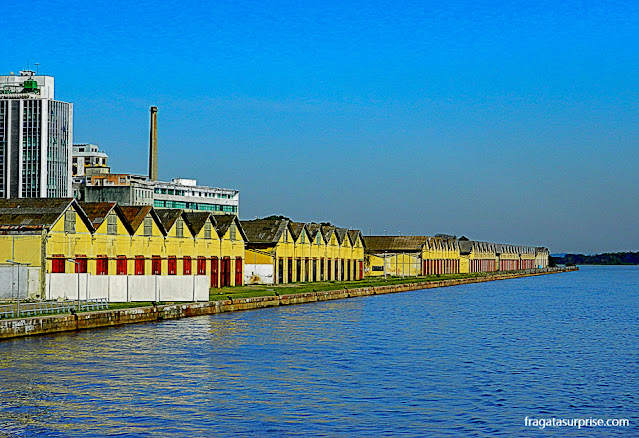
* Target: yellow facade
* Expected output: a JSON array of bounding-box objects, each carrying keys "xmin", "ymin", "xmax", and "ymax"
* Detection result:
[
  {"xmin": 324, "ymin": 230, "xmax": 339, "ymax": 281},
  {"xmin": 216, "ymin": 219, "xmax": 245, "ymax": 287},
  {"xmin": 46, "ymin": 205, "xmax": 95, "ymax": 274},
  {"xmin": 498, "ymin": 244, "xmax": 521, "ymax": 271},
  {"xmin": 461, "ymin": 241, "xmax": 497, "ymax": 273},
  {"xmin": 365, "ymin": 253, "xmax": 386, "ymax": 277},
  {"xmin": 125, "ymin": 208, "xmax": 170, "ymax": 275},
  {"xmin": 0, "ymin": 200, "xmax": 248, "ymax": 298},
  {"xmin": 2, "ymin": 200, "xmax": 549, "ymax": 299},
  {"xmin": 245, "ymin": 248, "xmax": 273, "ymax": 265},
  {"xmin": 421, "ymin": 238, "xmax": 461, "ymax": 275},
  {"xmin": 350, "ymin": 232, "xmax": 365, "ymax": 280},
  {"xmin": 307, "ymin": 228, "xmax": 326, "ymax": 282},
  {"xmin": 242, "ymin": 221, "xmax": 364, "ymax": 284},
  {"xmin": 0, "ymin": 234, "xmax": 44, "ymax": 268}
]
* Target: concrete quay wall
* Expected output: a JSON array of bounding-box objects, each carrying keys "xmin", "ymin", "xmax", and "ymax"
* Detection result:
[{"xmin": 1, "ymin": 267, "xmax": 577, "ymax": 340}]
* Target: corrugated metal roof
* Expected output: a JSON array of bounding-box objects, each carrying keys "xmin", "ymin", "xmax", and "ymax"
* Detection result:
[
  {"xmin": 0, "ymin": 198, "xmax": 76, "ymax": 230},
  {"xmin": 213, "ymin": 214, "xmax": 247, "ymax": 241},
  {"xmin": 79, "ymin": 202, "xmax": 116, "ymax": 227},
  {"xmin": 306, "ymin": 223, "xmax": 322, "ymax": 240},
  {"xmin": 288, "ymin": 222, "xmax": 305, "ymax": 240},
  {"xmin": 155, "ymin": 209, "xmax": 182, "ymax": 231},
  {"xmin": 240, "ymin": 219, "xmax": 288, "ymax": 243},
  {"xmin": 0, "ymin": 198, "xmax": 74, "ymax": 211},
  {"xmin": 364, "ymin": 236, "xmax": 431, "ymax": 252},
  {"xmin": 334, "ymin": 227, "xmax": 349, "ymax": 245},
  {"xmin": 182, "ymin": 212, "xmax": 212, "ymax": 236},
  {"xmin": 458, "ymin": 239, "xmax": 473, "ymax": 254},
  {"xmin": 119, "ymin": 206, "xmax": 153, "ymax": 232},
  {"xmin": 348, "ymin": 229, "xmax": 365, "ymax": 247},
  {"xmin": 321, "ymin": 225, "xmax": 336, "ymax": 241}
]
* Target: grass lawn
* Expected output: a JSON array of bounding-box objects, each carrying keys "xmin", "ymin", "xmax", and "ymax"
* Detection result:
[{"xmin": 208, "ymin": 272, "xmax": 489, "ymax": 300}]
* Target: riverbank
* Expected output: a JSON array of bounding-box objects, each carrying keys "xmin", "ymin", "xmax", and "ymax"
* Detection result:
[{"xmin": 0, "ymin": 267, "xmax": 576, "ymax": 340}]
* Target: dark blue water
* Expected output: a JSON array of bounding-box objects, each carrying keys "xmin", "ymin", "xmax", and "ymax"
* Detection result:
[{"xmin": 1, "ymin": 266, "xmax": 637, "ymax": 437}]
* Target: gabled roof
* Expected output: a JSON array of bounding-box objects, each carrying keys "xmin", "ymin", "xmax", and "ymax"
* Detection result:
[
  {"xmin": 364, "ymin": 236, "xmax": 431, "ymax": 252},
  {"xmin": 155, "ymin": 209, "xmax": 183, "ymax": 233},
  {"xmin": 79, "ymin": 202, "xmax": 116, "ymax": 228},
  {"xmin": 288, "ymin": 221, "xmax": 306, "ymax": 241},
  {"xmin": 240, "ymin": 219, "xmax": 289, "ymax": 243},
  {"xmin": 458, "ymin": 239, "xmax": 473, "ymax": 254},
  {"xmin": 119, "ymin": 206, "xmax": 166, "ymax": 235},
  {"xmin": 334, "ymin": 228, "xmax": 347, "ymax": 245},
  {"xmin": 213, "ymin": 214, "xmax": 247, "ymax": 241},
  {"xmin": 321, "ymin": 225, "xmax": 336, "ymax": 241},
  {"xmin": 79, "ymin": 202, "xmax": 133, "ymax": 234},
  {"xmin": 0, "ymin": 198, "xmax": 94, "ymax": 232},
  {"xmin": 182, "ymin": 211, "xmax": 212, "ymax": 236},
  {"xmin": 305, "ymin": 223, "xmax": 323, "ymax": 241},
  {"xmin": 348, "ymin": 230, "xmax": 365, "ymax": 248},
  {"xmin": 423, "ymin": 236, "xmax": 458, "ymax": 250}
]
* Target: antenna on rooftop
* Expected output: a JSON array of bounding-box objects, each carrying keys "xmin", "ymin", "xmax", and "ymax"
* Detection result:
[{"xmin": 34, "ymin": 63, "xmax": 40, "ymax": 75}]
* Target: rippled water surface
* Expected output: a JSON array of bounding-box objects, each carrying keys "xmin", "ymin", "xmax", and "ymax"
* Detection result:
[{"xmin": 1, "ymin": 266, "xmax": 638, "ymax": 437}]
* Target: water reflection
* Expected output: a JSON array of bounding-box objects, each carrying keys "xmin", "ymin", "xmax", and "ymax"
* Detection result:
[{"xmin": 0, "ymin": 266, "xmax": 638, "ymax": 436}]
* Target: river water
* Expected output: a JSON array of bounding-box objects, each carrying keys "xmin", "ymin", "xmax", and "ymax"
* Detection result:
[{"xmin": 0, "ymin": 266, "xmax": 637, "ymax": 437}]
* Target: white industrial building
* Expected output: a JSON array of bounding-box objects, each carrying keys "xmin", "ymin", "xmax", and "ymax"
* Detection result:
[
  {"xmin": 0, "ymin": 70, "xmax": 73, "ymax": 198},
  {"xmin": 152, "ymin": 178, "xmax": 238, "ymax": 213},
  {"xmin": 76, "ymin": 173, "xmax": 239, "ymax": 214}
]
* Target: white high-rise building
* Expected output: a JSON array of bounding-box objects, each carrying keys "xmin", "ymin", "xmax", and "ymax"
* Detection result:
[{"xmin": 0, "ymin": 70, "xmax": 73, "ymax": 198}]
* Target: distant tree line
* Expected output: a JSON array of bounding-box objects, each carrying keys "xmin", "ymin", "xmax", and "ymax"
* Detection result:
[{"xmin": 552, "ymin": 252, "xmax": 639, "ymax": 265}]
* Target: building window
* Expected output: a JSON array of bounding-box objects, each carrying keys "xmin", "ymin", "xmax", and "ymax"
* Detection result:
[
  {"xmin": 301, "ymin": 232, "xmax": 305, "ymax": 244},
  {"xmin": 183, "ymin": 256, "xmax": 192, "ymax": 275},
  {"xmin": 116, "ymin": 256, "xmax": 127, "ymax": 275},
  {"xmin": 107, "ymin": 213, "xmax": 117, "ymax": 235},
  {"xmin": 52, "ymin": 255, "xmax": 65, "ymax": 273},
  {"xmin": 168, "ymin": 256, "xmax": 177, "ymax": 275},
  {"xmin": 317, "ymin": 234, "xmax": 321, "ymax": 245},
  {"xmin": 96, "ymin": 256, "xmax": 108, "ymax": 275},
  {"xmin": 229, "ymin": 223, "xmax": 236, "ymax": 241},
  {"xmin": 197, "ymin": 256, "xmax": 206, "ymax": 274},
  {"xmin": 204, "ymin": 222, "xmax": 211, "ymax": 239},
  {"xmin": 144, "ymin": 217, "xmax": 153, "ymax": 236},
  {"xmin": 64, "ymin": 210, "xmax": 75, "ymax": 233},
  {"xmin": 75, "ymin": 256, "xmax": 88, "ymax": 273},
  {"xmin": 152, "ymin": 256, "xmax": 162, "ymax": 275},
  {"xmin": 176, "ymin": 218, "xmax": 184, "ymax": 238},
  {"xmin": 135, "ymin": 256, "xmax": 145, "ymax": 275}
]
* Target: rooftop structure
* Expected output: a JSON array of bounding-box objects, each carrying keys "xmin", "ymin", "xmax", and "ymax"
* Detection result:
[
  {"xmin": 151, "ymin": 178, "xmax": 238, "ymax": 213},
  {"xmin": 0, "ymin": 70, "xmax": 55, "ymax": 99},
  {"xmin": 75, "ymin": 173, "xmax": 239, "ymax": 213},
  {"xmin": 72, "ymin": 143, "xmax": 109, "ymax": 177},
  {"xmin": 0, "ymin": 70, "xmax": 73, "ymax": 198}
]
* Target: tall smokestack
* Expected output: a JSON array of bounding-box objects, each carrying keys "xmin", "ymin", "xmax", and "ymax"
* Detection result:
[{"xmin": 149, "ymin": 106, "xmax": 158, "ymax": 181}]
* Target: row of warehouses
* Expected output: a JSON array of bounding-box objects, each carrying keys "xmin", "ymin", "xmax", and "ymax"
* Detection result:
[{"xmin": 0, "ymin": 198, "xmax": 549, "ymax": 301}]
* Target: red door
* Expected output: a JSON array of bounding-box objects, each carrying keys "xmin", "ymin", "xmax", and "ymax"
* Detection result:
[
  {"xmin": 211, "ymin": 256, "xmax": 219, "ymax": 288},
  {"xmin": 221, "ymin": 256, "xmax": 231, "ymax": 287},
  {"xmin": 235, "ymin": 257, "xmax": 243, "ymax": 286}
]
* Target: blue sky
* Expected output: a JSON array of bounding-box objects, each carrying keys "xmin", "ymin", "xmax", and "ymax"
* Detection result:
[{"xmin": 3, "ymin": 0, "xmax": 638, "ymax": 253}]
